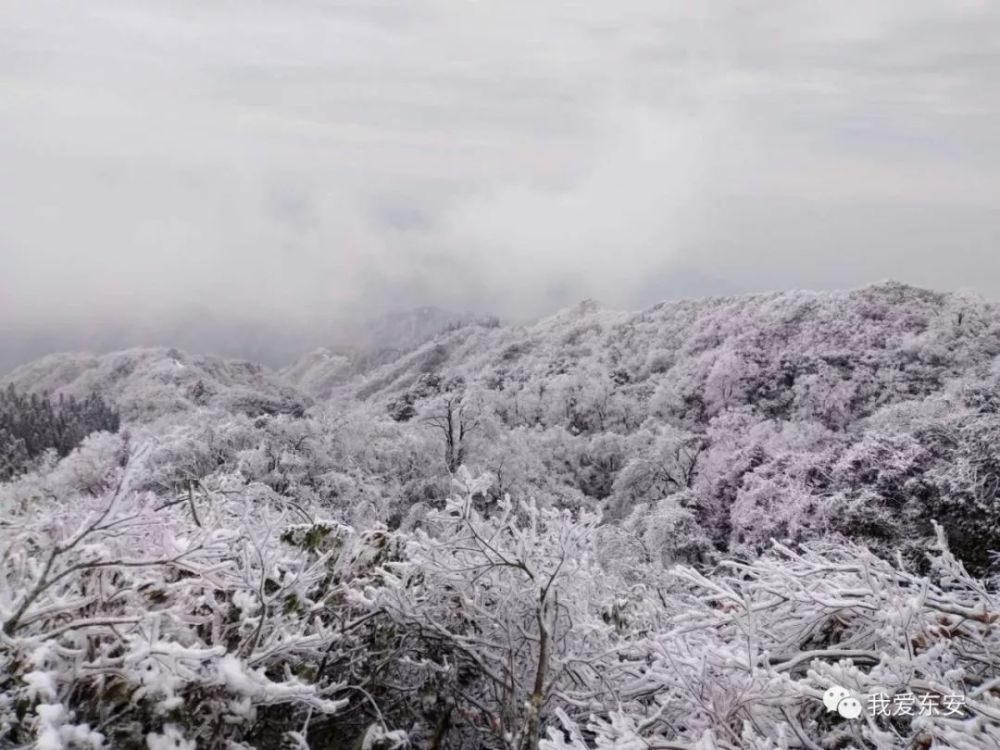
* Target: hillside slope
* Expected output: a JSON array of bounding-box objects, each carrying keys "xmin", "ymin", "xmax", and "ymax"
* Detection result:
[
  {"xmin": 1, "ymin": 347, "xmax": 307, "ymax": 422},
  {"xmin": 283, "ymin": 306, "xmax": 498, "ymax": 399},
  {"xmin": 337, "ymin": 282, "xmax": 1000, "ymax": 572},
  {"xmin": 5, "ymin": 283, "xmax": 1000, "ymax": 749},
  {"xmin": 351, "ymin": 282, "xmax": 1000, "ymax": 432}
]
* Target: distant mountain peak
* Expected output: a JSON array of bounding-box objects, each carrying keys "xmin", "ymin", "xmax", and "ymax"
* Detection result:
[{"xmin": 281, "ymin": 306, "xmax": 501, "ymax": 399}]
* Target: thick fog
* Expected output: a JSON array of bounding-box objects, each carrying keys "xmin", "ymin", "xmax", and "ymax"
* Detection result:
[{"xmin": 2, "ymin": 0, "xmax": 999, "ymax": 372}]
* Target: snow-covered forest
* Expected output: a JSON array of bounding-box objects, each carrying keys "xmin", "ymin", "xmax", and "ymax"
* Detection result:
[{"xmin": 4, "ymin": 282, "xmax": 1000, "ymax": 749}]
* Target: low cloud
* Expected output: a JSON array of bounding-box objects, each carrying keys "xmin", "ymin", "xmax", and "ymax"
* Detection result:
[{"xmin": 2, "ymin": 0, "xmax": 999, "ymax": 368}]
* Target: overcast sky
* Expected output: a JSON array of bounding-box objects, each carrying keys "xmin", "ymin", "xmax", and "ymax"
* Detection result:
[{"xmin": 2, "ymin": 0, "xmax": 999, "ymax": 367}]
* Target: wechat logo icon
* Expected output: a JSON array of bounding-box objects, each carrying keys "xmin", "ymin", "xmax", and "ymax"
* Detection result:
[{"xmin": 823, "ymin": 686, "xmax": 863, "ymax": 719}]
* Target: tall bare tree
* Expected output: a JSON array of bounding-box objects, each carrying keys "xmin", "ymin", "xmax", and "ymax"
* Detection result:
[{"xmin": 424, "ymin": 393, "xmax": 481, "ymax": 473}]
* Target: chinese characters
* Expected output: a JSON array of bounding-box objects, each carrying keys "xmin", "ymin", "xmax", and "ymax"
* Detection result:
[{"xmin": 867, "ymin": 692, "xmax": 966, "ymax": 718}]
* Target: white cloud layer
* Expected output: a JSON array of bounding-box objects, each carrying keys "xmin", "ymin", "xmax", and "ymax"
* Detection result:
[{"xmin": 1, "ymin": 0, "xmax": 999, "ymax": 362}]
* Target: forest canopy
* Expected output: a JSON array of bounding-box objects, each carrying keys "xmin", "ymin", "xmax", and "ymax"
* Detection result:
[
  {"xmin": 2, "ymin": 283, "xmax": 1000, "ymax": 749},
  {"xmin": 0, "ymin": 385, "xmax": 119, "ymax": 481}
]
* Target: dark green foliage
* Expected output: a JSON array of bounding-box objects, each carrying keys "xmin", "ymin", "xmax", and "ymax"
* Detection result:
[{"xmin": 0, "ymin": 384, "xmax": 120, "ymax": 480}]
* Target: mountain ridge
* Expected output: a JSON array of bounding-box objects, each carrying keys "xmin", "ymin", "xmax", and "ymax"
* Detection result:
[
  {"xmin": 0, "ymin": 346, "xmax": 307, "ymax": 421},
  {"xmin": 345, "ymin": 281, "xmax": 995, "ymax": 425}
]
